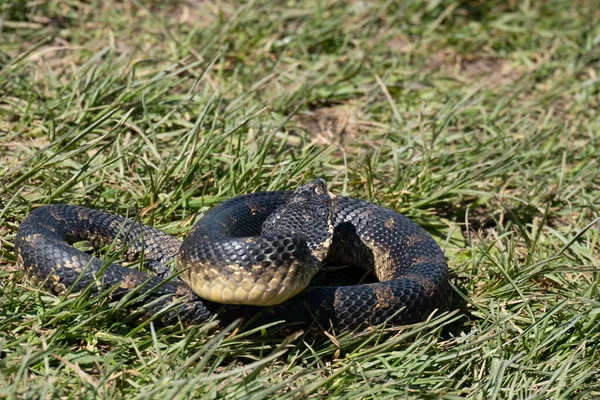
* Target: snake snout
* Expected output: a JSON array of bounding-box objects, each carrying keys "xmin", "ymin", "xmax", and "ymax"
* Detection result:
[{"xmin": 261, "ymin": 179, "xmax": 336, "ymax": 262}]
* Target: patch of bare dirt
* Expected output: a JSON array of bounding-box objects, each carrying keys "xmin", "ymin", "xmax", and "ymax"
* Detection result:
[
  {"xmin": 0, "ymin": 128, "xmax": 49, "ymax": 166},
  {"xmin": 426, "ymin": 50, "xmax": 521, "ymax": 87},
  {"xmin": 295, "ymin": 104, "xmax": 370, "ymax": 148},
  {"xmin": 155, "ymin": 0, "xmax": 220, "ymax": 28},
  {"xmin": 385, "ymin": 33, "xmax": 415, "ymax": 54}
]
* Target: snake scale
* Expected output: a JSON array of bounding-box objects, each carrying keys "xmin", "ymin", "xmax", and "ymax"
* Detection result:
[{"xmin": 15, "ymin": 179, "xmax": 450, "ymax": 330}]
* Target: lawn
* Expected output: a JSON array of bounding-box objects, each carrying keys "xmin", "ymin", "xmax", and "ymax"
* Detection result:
[{"xmin": 1, "ymin": 0, "xmax": 599, "ymax": 398}]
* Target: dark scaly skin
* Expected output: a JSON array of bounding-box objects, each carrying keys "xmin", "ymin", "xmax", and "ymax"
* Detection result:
[
  {"xmin": 193, "ymin": 193, "xmax": 451, "ymax": 329},
  {"xmin": 178, "ymin": 180, "xmax": 336, "ymax": 306},
  {"xmin": 15, "ymin": 205, "xmax": 220, "ymax": 324},
  {"xmin": 15, "ymin": 190, "xmax": 450, "ymax": 330}
]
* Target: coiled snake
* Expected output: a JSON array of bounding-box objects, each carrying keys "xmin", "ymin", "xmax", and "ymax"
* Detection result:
[{"xmin": 15, "ymin": 179, "xmax": 450, "ymax": 330}]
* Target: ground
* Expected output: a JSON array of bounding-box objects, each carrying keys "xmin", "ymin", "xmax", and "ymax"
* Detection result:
[{"xmin": 0, "ymin": 0, "xmax": 599, "ymax": 398}]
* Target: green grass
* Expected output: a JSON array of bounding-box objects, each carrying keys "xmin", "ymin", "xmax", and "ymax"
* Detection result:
[{"xmin": 1, "ymin": 0, "xmax": 599, "ymax": 398}]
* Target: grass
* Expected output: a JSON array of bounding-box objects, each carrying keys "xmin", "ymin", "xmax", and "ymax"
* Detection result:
[{"xmin": 0, "ymin": 0, "xmax": 599, "ymax": 398}]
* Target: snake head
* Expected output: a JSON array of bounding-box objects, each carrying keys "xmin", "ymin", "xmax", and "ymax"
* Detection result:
[{"xmin": 262, "ymin": 178, "xmax": 336, "ymax": 263}]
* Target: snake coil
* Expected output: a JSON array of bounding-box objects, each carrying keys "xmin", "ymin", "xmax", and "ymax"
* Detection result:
[{"xmin": 15, "ymin": 179, "xmax": 450, "ymax": 330}]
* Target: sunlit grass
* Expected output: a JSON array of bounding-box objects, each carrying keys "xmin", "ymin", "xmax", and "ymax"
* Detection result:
[{"xmin": 1, "ymin": 0, "xmax": 599, "ymax": 398}]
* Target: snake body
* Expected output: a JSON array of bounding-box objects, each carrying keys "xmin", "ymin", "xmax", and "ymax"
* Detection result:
[{"xmin": 15, "ymin": 180, "xmax": 450, "ymax": 330}]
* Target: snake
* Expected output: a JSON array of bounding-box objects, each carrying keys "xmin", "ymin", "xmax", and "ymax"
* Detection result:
[{"xmin": 15, "ymin": 179, "xmax": 450, "ymax": 331}]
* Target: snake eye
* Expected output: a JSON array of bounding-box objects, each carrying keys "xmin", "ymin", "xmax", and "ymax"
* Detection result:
[
  {"xmin": 263, "ymin": 219, "xmax": 274, "ymax": 231},
  {"xmin": 317, "ymin": 208, "xmax": 329, "ymax": 218}
]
